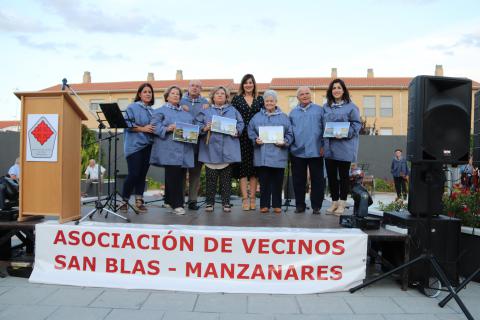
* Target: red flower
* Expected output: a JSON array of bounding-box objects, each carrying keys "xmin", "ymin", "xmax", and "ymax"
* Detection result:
[{"xmin": 463, "ymin": 205, "xmax": 469, "ymax": 213}]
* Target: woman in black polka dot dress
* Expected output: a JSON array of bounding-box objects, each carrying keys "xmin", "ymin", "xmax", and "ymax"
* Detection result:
[{"xmin": 231, "ymin": 74, "xmax": 264, "ymax": 211}]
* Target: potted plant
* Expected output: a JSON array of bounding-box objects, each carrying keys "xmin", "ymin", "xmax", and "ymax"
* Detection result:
[{"xmin": 443, "ymin": 184, "xmax": 480, "ymax": 282}]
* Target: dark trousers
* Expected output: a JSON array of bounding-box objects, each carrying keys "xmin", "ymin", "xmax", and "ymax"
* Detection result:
[
  {"xmin": 122, "ymin": 145, "xmax": 152, "ymax": 200},
  {"xmin": 205, "ymin": 165, "xmax": 232, "ymax": 206},
  {"xmin": 257, "ymin": 166, "xmax": 285, "ymax": 208},
  {"xmin": 165, "ymin": 165, "xmax": 186, "ymax": 208},
  {"xmin": 325, "ymin": 158, "xmax": 351, "ymax": 201},
  {"xmin": 291, "ymin": 156, "xmax": 325, "ymax": 210},
  {"xmin": 394, "ymin": 176, "xmax": 408, "ymax": 199}
]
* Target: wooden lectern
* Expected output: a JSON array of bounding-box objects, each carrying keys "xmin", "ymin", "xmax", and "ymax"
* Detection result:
[{"xmin": 14, "ymin": 91, "xmax": 88, "ymax": 223}]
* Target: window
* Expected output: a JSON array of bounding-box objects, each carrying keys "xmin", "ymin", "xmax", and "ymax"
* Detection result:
[
  {"xmin": 288, "ymin": 96, "xmax": 298, "ymax": 110},
  {"xmin": 89, "ymin": 99, "xmax": 104, "ymax": 112},
  {"xmin": 380, "ymin": 96, "xmax": 393, "ymax": 117},
  {"xmin": 117, "ymin": 98, "xmax": 130, "ymax": 111},
  {"xmin": 363, "ymin": 96, "xmax": 376, "ymax": 117},
  {"xmin": 379, "ymin": 127, "xmax": 393, "ymax": 135}
]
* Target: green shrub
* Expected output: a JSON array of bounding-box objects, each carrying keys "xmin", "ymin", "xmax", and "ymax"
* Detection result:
[
  {"xmin": 375, "ymin": 178, "xmax": 395, "ymax": 192},
  {"xmin": 378, "ymin": 200, "xmax": 408, "ymax": 212},
  {"xmin": 81, "ymin": 125, "xmax": 99, "ymax": 173},
  {"xmin": 146, "ymin": 177, "xmax": 162, "ymax": 190}
]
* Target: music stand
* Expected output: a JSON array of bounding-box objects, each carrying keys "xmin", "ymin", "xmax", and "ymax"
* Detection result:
[{"xmin": 76, "ymin": 103, "xmax": 134, "ymax": 224}]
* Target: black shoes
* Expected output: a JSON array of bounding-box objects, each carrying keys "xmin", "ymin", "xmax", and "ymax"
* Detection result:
[
  {"xmin": 312, "ymin": 208, "xmax": 321, "ymax": 215},
  {"xmin": 295, "ymin": 207, "xmax": 305, "ymax": 214},
  {"xmin": 188, "ymin": 201, "xmax": 200, "ymax": 211}
]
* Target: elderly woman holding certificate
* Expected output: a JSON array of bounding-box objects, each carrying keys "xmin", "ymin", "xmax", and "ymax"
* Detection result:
[
  {"xmin": 323, "ymin": 79, "xmax": 361, "ymax": 215},
  {"xmin": 196, "ymin": 86, "xmax": 244, "ymax": 213},
  {"xmin": 248, "ymin": 90, "xmax": 293, "ymax": 214},
  {"xmin": 151, "ymin": 85, "xmax": 196, "ymax": 216}
]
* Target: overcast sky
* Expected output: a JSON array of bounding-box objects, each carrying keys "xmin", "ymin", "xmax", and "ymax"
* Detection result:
[{"xmin": 1, "ymin": 0, "xmax": 479, "ymax": 119}]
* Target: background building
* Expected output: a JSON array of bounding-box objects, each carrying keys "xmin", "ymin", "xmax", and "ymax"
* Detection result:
[{"xmin": 40, "ymin": 66, "xmax": 480, "ymax": 135}]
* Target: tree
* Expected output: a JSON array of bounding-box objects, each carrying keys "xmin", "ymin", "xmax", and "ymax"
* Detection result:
[{"xmin": 81, "ymin": 125, "xmax": 98, "ymax": 172}]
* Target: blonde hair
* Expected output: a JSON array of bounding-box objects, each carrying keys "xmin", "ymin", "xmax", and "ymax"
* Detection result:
[{"xmin": 209, "ymin": 86, "xmax": 230, "ymax": 105}]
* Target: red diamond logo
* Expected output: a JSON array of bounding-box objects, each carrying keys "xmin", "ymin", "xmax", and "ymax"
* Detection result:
[{"xmin": 31, "ymin": 120, "xmax": 54, "ymax": 145}]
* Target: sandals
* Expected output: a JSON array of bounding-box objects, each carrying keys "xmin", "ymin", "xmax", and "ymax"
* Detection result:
[
  {"xmin": 242, "ymin": 198, "xmax": 250, "ymax": 211},
  {"xmin": 250, "ymin": 198, "xmax": 256, "ymax": 210},
  {"xmin": 135, "ymin": 199, "xmax": 148, "ymax": 213}
]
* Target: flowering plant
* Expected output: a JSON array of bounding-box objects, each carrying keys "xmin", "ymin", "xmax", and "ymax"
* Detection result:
[{"xmin": 443, "ymin": 184, "xmax": 480, "ymax": 228}]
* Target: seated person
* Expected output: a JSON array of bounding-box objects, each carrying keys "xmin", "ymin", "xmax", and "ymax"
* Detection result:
[
  {"xmin": 84, "ymin": 159, "xmax": 106, "ymax": 196},
  {"xmin": 7, "ymin": 157, "xmax": 20, "ymax": 181},
  {"xmin": 0, "ymin": 175, "xmax": 19, "ymax": 211}
]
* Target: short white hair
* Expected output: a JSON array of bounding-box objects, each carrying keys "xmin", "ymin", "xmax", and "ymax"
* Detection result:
[
  {"xmin": 263, "ymin": 90, "xmax": 278, "ymax": 102},
  {"xmin": 296, "ymin": 86, "xmax": 311, "ymax": 97}
]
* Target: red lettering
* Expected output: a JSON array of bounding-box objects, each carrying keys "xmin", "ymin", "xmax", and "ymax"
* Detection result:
[
  {"xmin": 258, "ymin": 239, "xmax": 269, "ymax": 254},
  {"xmin": 106, "ymin": 258, "xmax": 118, "ymax": 273},
  {"xmin": 220, "ymin": 263, "xmax": 234, "ymax": 278},
  {"xmin": 130, "ymin": 260, "xmax": 146, "ymax": 275},
  {"xmin": 204, "ymin": 263, "xmax": 218, "ymax": 278},
  {"xmin": 220, "ymin": 237, "xmax": 232, "ymax": 253},
  {"xmin": 241, "ymin": 239, "xmax": 256, "ymax": 253},
  {"xmin": 271, "ymin": 239, "xmax": 285, "ymax": 254},
  {"xmin": 317, "ymin": 265, "xmax": 329, "ymax": 280},
  {"xmin": 332, "ymin": 240, "xmax": 345, "ymax": 255},
  {"xmin": 251, "ymin": 264, "xmax": 266, "ymax": 279},
  {"xmin": 298, "ymin": 240, "xmax": 312, "ymax": 254},
  {"xmin": 237, "ymin": 264, "xmax": 250, "ymax": 279},
  {"xmin": 81, "ymin": 232, "xmax": 95, "ymax": 247},
  {"xmin": 315, "ymin": 240, "xmax": 330, "ymax": 255},
  {"xmin": 54, "ymin": 255, "xmax": 66, "ymax": 269},
  {"xmin": 330, "ymin": 265, "xmax": 342, "ymax": 280},
  {"xmin": 284, "ymin": 265, "xmax": 299, "ymax": 280},
  {"xmin": 286, "ymin": 239, "xmax": 296, "ymax": 254},
  {"xmin": 147, "ymin": 260, "xmax": 160, "ymax": 275},
  {"xmin": 186, "ymin": 262, "xmax": 201, "ymax": 277},
  {"xmin": 204, "ymin": 237, "xmax": 218, "ymax": 252},
  {"xmin": 121, "ymin": 234, "xmax": 135, "ymax": 249},
  {"xmin": 68, "ymin": 231, "xmax": 80, "ymax": 245},
  {"xmin": 301, "ymin": 265, "xmax": 314, "ymax": 280},
  {"xmin": 137, "ymin": 234, "xmax": 149, "ymax": 250},
  {"xmin": 53, "ymin": 231, "xmax": 66, "ymax": 245},
  {"xmin": 97, "ymin": 232, "xmax": 109, "ymax": 247},
  {"xmin": 268, "ymin": 265, "xmax": 283, "ymax": 280}
]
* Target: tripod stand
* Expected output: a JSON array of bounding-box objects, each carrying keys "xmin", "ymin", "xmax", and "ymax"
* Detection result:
[
  {"xmin": 349, "ymin": 163, "xmax": 474, "ymax": 320},
  {"xmin": 76, "ymin": 117, "xmax": 130, "ymax": 224},
  {"xmin": 77, "ymin": 103, "xmax": 135, "ymax": 224}
]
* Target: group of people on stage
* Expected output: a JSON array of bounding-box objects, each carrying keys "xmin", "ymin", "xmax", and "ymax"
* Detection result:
[{"xmin": 118, "ymin": 75, "xmax": 361, "ymax": 216}]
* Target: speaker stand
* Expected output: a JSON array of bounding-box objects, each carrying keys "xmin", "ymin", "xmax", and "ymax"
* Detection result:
[{"xmin": 350, "ymin": 166, "xmax": 474, "ymax": 320}]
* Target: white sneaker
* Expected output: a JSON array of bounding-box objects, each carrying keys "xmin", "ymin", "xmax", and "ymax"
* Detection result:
[{"xmin": 173, "ymin": 207, "xmax": 185, "ymax": 215}]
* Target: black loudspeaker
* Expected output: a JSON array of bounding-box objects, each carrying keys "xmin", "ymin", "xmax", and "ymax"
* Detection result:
[
  {"xmin": 407, "ymin": 76, "xmax": 472, "ymax": 164},
  {"xmin": 408, "ymin": 162, "xmax": 444, "ymax": 216},
  {"xmin": 382, "ymin": 211, "xmax": 460, "ymax": 286},
  {"xmin": 473, "ymin": 91, "xmax": 480, "ymax": 164}
]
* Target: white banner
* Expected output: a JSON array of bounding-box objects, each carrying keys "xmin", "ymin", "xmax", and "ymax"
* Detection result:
[{"xmin": 30, "ymin": 221, "xmax": 367, "ymax": 294}]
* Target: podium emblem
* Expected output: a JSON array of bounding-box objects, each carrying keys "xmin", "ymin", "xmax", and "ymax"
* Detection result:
[{"xmin": 27, "ymin": 116, "xmax": 58, "ymax": 159}]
